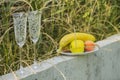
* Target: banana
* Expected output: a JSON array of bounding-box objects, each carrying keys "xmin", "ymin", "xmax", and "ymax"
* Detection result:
[{"xmin": 57, "ymin": 32, "xmax": 96, "ymax": 52}]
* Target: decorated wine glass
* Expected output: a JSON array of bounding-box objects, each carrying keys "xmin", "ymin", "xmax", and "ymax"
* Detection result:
[
  {"xmin": 28, "ymin": 10, "xmax": 42, "ymax": 69},
  {"xmin": 13, "ymin": 12, "xmax": 27, "ymax": 75}
]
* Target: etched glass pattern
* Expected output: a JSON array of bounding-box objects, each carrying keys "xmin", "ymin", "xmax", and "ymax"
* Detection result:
[
  {"xmin": 28, "ymin": 11, "xmax": 41, "ymax": 44},
  {"xmin": 13, "ymin": 12, "xmax": 27, "ymax": 47}
]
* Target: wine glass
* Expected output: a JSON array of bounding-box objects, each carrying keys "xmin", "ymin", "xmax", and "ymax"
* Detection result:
[
  {"xmin": 28, "ymin": 10, "xmax": 42, "ymax": 69},
  {"xmin": 13, "ymin": 12, "xmax": 27, "ymax": 75}
]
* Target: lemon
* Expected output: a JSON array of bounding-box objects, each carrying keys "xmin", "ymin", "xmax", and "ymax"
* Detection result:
[{"xmin": 70, "ymin": 40, "xmax": 84, "ymax": 54}]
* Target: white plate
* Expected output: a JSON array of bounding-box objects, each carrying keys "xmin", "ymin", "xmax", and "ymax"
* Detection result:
[{"xmin": 60, "ymin": 46, "xmax": 99, "ymax": 56}]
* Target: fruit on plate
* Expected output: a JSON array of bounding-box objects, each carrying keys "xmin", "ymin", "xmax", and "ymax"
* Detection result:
[
  {"xmin": 57, "ymin": 32, "xmax": 96, "ymax": 52},
  {"xmin": 84, "ymin": 40, "xmax": 95, "ymax": 52},
  {"xmin": 70, "ymin": 40, "xmax": 84, "ymax": 54},
  {"xmin": 62, "ymin": 45, "xmax": 71, "ymax": 53}
]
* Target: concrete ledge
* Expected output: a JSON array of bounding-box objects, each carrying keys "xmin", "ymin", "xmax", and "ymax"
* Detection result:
[{"xmin": 0, "ymin": 34, "xmax": 120, "ymax": 80}]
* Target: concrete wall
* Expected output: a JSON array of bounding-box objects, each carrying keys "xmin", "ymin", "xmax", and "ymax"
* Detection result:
[{"xmin": 0, "ymin": 34, "xmax": 120, "ymax": 80}]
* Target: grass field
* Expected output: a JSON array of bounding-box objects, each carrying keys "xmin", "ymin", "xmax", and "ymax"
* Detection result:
[{"xmin": 0, "ymin": 0, "xmax": 120, "ymax": 75}]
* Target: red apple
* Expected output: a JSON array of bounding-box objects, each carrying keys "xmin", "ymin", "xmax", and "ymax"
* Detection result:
[{"xmin": 84, "ymin": 40, "xmax": 95, "ymax": 52}]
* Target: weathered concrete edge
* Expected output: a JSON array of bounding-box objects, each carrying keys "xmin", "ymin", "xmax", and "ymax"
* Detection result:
[{"xmin": 0, "ymin": 33, "xmax": 120, "ymax": 80}]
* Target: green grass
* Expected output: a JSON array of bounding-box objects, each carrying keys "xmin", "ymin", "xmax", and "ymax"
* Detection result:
[{"xmin": 0, "ymin": 0, "xmax": 120, "ymax": 75}]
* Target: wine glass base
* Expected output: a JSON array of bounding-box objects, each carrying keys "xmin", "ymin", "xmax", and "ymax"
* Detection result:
[
  {"xmin": 19, "ymin": 70, "xmax": 24, "ymax": 74},
  {"xmin": 32, "ymin": 61, "xmax": 39, "ymax": 70},
  {"xmin": 33, "ymin": 65, "xmax": 38, "ymax": 69},
  {"xmin": 18, "ymin": 66, "xmax": 25, "ymax": 76}
]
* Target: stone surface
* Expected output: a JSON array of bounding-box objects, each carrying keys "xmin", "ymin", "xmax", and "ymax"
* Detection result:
[{"xmin": 0, "ymin": 34, "xmax": 120, "ymax": 80}]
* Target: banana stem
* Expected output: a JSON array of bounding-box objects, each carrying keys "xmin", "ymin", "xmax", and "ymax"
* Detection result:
[
  {"xmin": 57, "ymin": 47, "xmax": 62, "ymax": 53},
  {"xmin": 73, "ymin": 27, "xmax": 77, "ymax": 48}
]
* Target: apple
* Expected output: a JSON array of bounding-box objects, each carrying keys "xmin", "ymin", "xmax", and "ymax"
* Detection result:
[
  {"xmin": 84, "ymin": 40, "xmax": 95, "ymax": 52},
  {"xmin": 70, "ymin": 40, "xmax": 84, "ymax": 54}
]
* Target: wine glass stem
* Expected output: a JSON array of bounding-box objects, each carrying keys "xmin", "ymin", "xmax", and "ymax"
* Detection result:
[
  {"xmin": 33, "ymin": 43, "xmax": 37, "ymax": 62},
  {"xmin": 19, "ymin": 47, "xmax": 23, "ymax": 69}
]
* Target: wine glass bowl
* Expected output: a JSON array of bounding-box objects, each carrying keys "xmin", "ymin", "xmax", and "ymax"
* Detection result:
[{"xmin": 13, "ymin": 12, "xmax": 27, "ymax": 48}]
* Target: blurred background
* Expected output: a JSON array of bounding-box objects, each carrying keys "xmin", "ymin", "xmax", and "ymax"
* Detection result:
[{"xmin": 0, "ymin": 0, "xmax": 120, "ymax": 75}]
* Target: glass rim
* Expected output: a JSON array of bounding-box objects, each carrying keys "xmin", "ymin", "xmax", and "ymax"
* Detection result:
[
  {"xmin": 12, "ymin": 12, "xmax": 27, "ymax": 17},
  {"xmin": 28, "ymin": 10, "xmax": 42, "ymax": 14}
]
